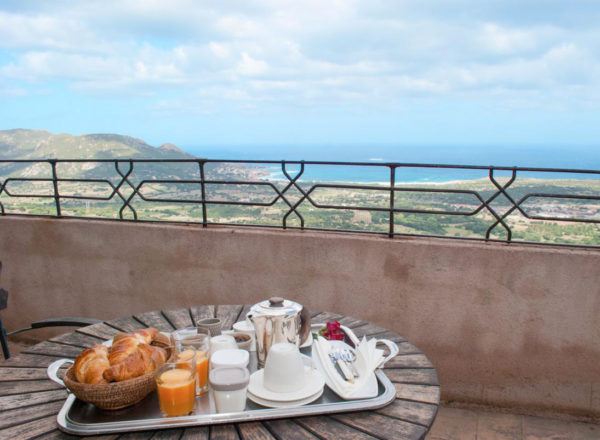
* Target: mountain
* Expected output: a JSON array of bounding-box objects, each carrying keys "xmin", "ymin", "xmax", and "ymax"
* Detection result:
[
  {"xmin": 0, "ymin": 129, "xmax": 196, "ymax": 161},
  {"xmin": 0, "ymin": 129, "xmax": 266, "ymax": 181}
]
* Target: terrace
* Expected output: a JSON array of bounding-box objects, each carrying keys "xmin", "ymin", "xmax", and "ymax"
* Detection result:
[{"xmin": 1, "ymin": 159, "xmax": 599, "ymax": 438}]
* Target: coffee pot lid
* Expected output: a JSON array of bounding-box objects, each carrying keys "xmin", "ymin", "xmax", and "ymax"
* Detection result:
[{"xmin": 251, "ymin": 297, "xmax": 303, "ymax": 317}]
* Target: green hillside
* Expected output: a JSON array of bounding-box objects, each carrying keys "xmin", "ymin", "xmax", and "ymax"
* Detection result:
[
  {"xmin": 0, "ymin": 129, "xmax": 194, "ymax": 160},
  {"xmin": 0, "ymin": 129, "xmax": 267, "ymax": 182}
]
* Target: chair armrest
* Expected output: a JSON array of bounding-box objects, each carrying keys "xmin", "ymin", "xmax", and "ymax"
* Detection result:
[
  {"xmin": 7, "ymin": 317, "xmax": 102, "ymax": 336},
  {"xmin": 30, "ymin": 317, "xmax": 102, "ymax": 328}
]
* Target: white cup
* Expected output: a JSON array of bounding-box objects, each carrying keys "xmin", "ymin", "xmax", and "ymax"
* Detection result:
[
  {"xmin": 210, "ymin": 334, "xmax": 237, "ymax": 356},
  {"xmin": 263, "ymin": 342, "xmax": 306, "ymax": 393},
  {"xmin": 233, "ymin": 320, "xmax": 256, "ymax": 351}
]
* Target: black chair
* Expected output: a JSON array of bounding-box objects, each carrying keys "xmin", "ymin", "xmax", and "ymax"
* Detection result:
[{"xmin": 0, "ymin": 261, "xmax": 101, "ymax": 359}]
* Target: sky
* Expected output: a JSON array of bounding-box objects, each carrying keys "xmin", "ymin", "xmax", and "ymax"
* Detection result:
[{"xmin": 0, "ymin": 0, "xmax": 599, "ymax": 156}]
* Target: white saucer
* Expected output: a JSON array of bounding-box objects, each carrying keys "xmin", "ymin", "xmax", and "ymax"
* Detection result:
[
  {"xmin": 247, "ymin": 388, "xmax": 323, "ymax": 408},
  {"xmin": 248, "ymin": 367, "xmax": 325, "ymax": 402}
]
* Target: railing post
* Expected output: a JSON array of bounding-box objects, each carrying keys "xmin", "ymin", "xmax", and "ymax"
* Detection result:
[
  {"xmin": 49, "ymin": 159, "xmax": 61, "ymax": 216},
  {"xmin": 389, "ymin": 165, "xmax": 395, "ymax": 238},
  {"xmin": 282, "ymin": 160, "xmax": 287, "ymax": 230},
  {"xmin": 199, "ymin": 160, "xmax": 207, "ymax": 227}
]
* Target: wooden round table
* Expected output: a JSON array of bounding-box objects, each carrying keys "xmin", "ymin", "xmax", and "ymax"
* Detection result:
[{"xmin": 0, "ymin": 305, "xmax": 440, "ymax": 439}]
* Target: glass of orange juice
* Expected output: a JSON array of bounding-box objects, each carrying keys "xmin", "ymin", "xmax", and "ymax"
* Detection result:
[
  {"xmin": 155, "ymin": 357, "xmax": 196, "ymax": 417},
  {"xmin": 172, "ymin": 327, "xmax": 211, "ymax": 395}
]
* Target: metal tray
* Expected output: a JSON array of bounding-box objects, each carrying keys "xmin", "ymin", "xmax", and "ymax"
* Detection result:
[{"xmin": 56, "ymin": 345, "xmax": 396, "ymax": 435}]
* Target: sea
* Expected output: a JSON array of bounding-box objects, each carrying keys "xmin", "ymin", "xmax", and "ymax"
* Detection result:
[{"xmin": 185, "ymin": 144, "xmax": 600, "ymax": 183}]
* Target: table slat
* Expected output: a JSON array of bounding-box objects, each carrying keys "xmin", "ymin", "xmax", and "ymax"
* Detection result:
[
  {"xmin": 33, "ymin": 430, "xmax": 83, "ymax": 439},
  {"xmin": 338, "ymin": 316, "xmax": 369, "ymax": 329},
  {"xmin": 376, "ymin": 399, "xmax": 439, "ymax": 427},
  {"xmin": 237, "ymin": 422, "xmax": 277, "ymax": 440},
  {"xmin": 237, "ymin": 304, "xmax": 253, "ymax": 323},
  {"xmin": 0, "ymin": 353, "xmax": 69, "ymax": 368},
  {"xmin": 180, "ymin": 426, "xmax": 209, "ymax": 439},
  {"xmin": 151, "ymin": 428, "xmax": 184, "ymax": 439},
  {"xmin": 311, "ymin": 311, "xmax": 343, "ymax": 324},
  {"xmin": 296, "ymin": 415, "xmax": 379, "ymax": 439},
  {"xmin": 215, "ymin": 304, "xmax": 243, "ymax": 331},
  {"xmin": 386, "ymin": 368, "xmax": 439, "ymax": 386},
  {"xmin": 352, "ymin": 323, "xmax": 388, "ymax": 338},
  {"xmin": 385, "ymin": 354, "xmax": 434, "ymax": 369},
  {"xmin": 395, "ymin": 341, "xmax": 423, "ymax": 356},
  {"xmin": 210, "ymin": 424, "xmax": 240, "ymax": 440},
  {"xmin": 119, "ymin": 430, "xmax": 161, "ymax": 439},
  {"xmin": 263, "ymin": 419, "xmax": 319, "ymax": 439},
  {"xmin": 0, "ymin": 367, "xmax": 55, "ymax": 381},
  {"xmin": 105, "ymin": 316, "xmax": 146, "ymax": 333},
  {"xmin": 0, "ymin": 400, "xmax": 64, "ymax": 430},
  {"xmin": 0, "ymin": 389, "xmax": 68, "ymax": 411},
  {"xmin": 76, "ymin": 322, "xmax": 121, "ymax": 340},
  {"xmin": 49, "ymin": 331, "xmax": 105, "ymax": 348},
  {"xmin": 162, "ymin": 308, "xmax": 195, "ymax": 329},
  {"xmin": 134, "ymin": 310, "xmax": 175, "ymax": 332},
  {"xmin": 333, "ymin": 412, "xmax": 426, "ymax": 440},
  {"xmin": 0, "ymin": 379, "xmax": 63, "ymax": 395},
  {"xmin": 367, "ymin": 330, "xmax": 407, "ymax": 343},
  {"xmin": 190, "ymin": 305, "xmax": 216, "ymax": 323},
  {"xmin": 394, "ymin": 383, "xmax": 441, "ymax": 405},
  {"xmin": 0, "ymin": 415, "xmax": 61, "ymax": 439},
  {"xmin": 23, "ymin": 341, "xmax": 82, "ymax": 358}
]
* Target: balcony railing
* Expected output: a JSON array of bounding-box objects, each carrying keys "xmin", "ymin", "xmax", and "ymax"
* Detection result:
[{"xmin": 0, "ymin": 159, "xmax": 599, "ymax": 248}]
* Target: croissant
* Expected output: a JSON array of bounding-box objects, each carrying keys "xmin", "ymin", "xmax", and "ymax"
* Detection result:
[
  {"xmin": 103, "ymin": 343, "xmax": 167, "ymax": 382},
  {"xmin": 108, "ymin": 328, "xmax": 159, "ymax": 366},
  {"xmin": 73, "ymin": 344, "xmax": 110, "ymax": 384},
  {"xmin": 112, "ymin": 328, "xmax": 157, "ymax": 346}
]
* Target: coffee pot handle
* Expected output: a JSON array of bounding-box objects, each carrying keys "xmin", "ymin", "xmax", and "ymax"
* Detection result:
[{"xmin": 299, "ymin": 306, "xmax": 311, "ymax": 344}]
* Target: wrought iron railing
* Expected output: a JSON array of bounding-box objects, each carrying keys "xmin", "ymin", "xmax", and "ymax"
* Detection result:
[{"xmin": 0, "ymin": 159, "xmax": 599, "ymax": 248}]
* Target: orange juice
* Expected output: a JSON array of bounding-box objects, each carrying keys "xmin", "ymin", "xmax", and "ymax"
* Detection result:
[
  {"xmin": 157, "ymin": 368, "xmax": 195, "ymax": 417},
  {"xmin": 177, "ymin": 349, "xmax": 209, "ymax": 394}
]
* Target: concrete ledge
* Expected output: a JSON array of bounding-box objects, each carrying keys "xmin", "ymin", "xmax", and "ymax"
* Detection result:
[{"xmin": 1, "ymin": 216, "xmax": 599, "ymax": 417}]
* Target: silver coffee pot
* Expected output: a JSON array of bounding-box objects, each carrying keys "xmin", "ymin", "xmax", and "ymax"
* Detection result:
[{"xmin": 247, "ymin": 297, "xmax": 311, "ymax": 367}]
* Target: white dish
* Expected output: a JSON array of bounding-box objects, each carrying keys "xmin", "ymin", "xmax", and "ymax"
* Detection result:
[
  {"xmin": 247, "ymin": 388, "xmax": 323, "ymax": 408},
  {"xmin": 312, "ymin": 339, "xmax": 378, "ymax": 400},
  {"xmin": 248, "ymin": 367, "xmax": 324, "ymax": 402}
]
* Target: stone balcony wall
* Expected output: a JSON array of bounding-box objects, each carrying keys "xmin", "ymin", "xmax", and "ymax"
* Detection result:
[{"xmin": 1, "ymin": 216, "xmax": 599, "ymax": 417}]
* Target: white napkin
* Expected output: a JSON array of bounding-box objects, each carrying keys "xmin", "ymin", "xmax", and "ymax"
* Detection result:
[{"xmin": 313, "ymin": 335, "xmax": 384, "ymax": 399}]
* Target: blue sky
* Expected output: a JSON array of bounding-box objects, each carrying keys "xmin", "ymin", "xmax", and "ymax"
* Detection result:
[{"xmin": 0, "ymin": 0, "xmax": 599, "ymax": 155}]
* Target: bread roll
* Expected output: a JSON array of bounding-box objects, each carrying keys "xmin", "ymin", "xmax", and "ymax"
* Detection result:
[
  {"xmin": 103, "ymin": 343, "xmax": 167, "ymax": 382},
  {"xmin": 73, "ymin": 344, "xmax": 110, "ymax": 384},
  {"xmin": 73, "ymin": 327, "xmax": 165, "ymax": 384},
  {"xmin": 108, "ymin": 328, "xmax": 159, "ymax": 366}
]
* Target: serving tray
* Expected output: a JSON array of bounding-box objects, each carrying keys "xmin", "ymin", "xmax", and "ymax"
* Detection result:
[{"xmin": 54, "ymin": 332, "xmax": 396, "ymax": 435}]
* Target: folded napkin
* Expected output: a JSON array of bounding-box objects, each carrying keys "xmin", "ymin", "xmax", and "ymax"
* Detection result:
[{"xmin": 313, "ymin": 335, "xmax": 384, "ymax": 399}]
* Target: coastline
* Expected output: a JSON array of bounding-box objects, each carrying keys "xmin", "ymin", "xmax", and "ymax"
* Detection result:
[
  {"xmin": 266, "ymin": 176, "xmax": 477, "ymax": 185},
  {"xmin": 265, "ymin": 174, "xmax": 600, "ymax": 186}
]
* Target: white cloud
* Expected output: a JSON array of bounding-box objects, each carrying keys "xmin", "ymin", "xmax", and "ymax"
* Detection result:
[
  {"xmin": 237, "ymin": 52, "xmax": 269, "ymax": 75},
  {"xmin": 0, "ymin": 11, "xmax": 108, "ymax": 53},
  {"xmin": 0, "ymin": 1, "xmax": 599, "ymax": 109}
]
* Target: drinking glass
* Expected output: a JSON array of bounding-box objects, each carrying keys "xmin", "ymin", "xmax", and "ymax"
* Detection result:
[
  {"xmin": 155, "ymin": 355, "xmax": 196, "ymax": 417},
  {"xmin": 172, "ymin": 327, "xmax": 211, "ymax": 395}
]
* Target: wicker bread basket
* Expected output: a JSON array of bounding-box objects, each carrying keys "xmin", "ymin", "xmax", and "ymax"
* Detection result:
[
  {"xmin": 63, "ymin": 332, "xmax": 172, "ymax": 410},
  {"xmin": 63, "ymin": 367, "xmax": 157, "ymax": 410}
]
